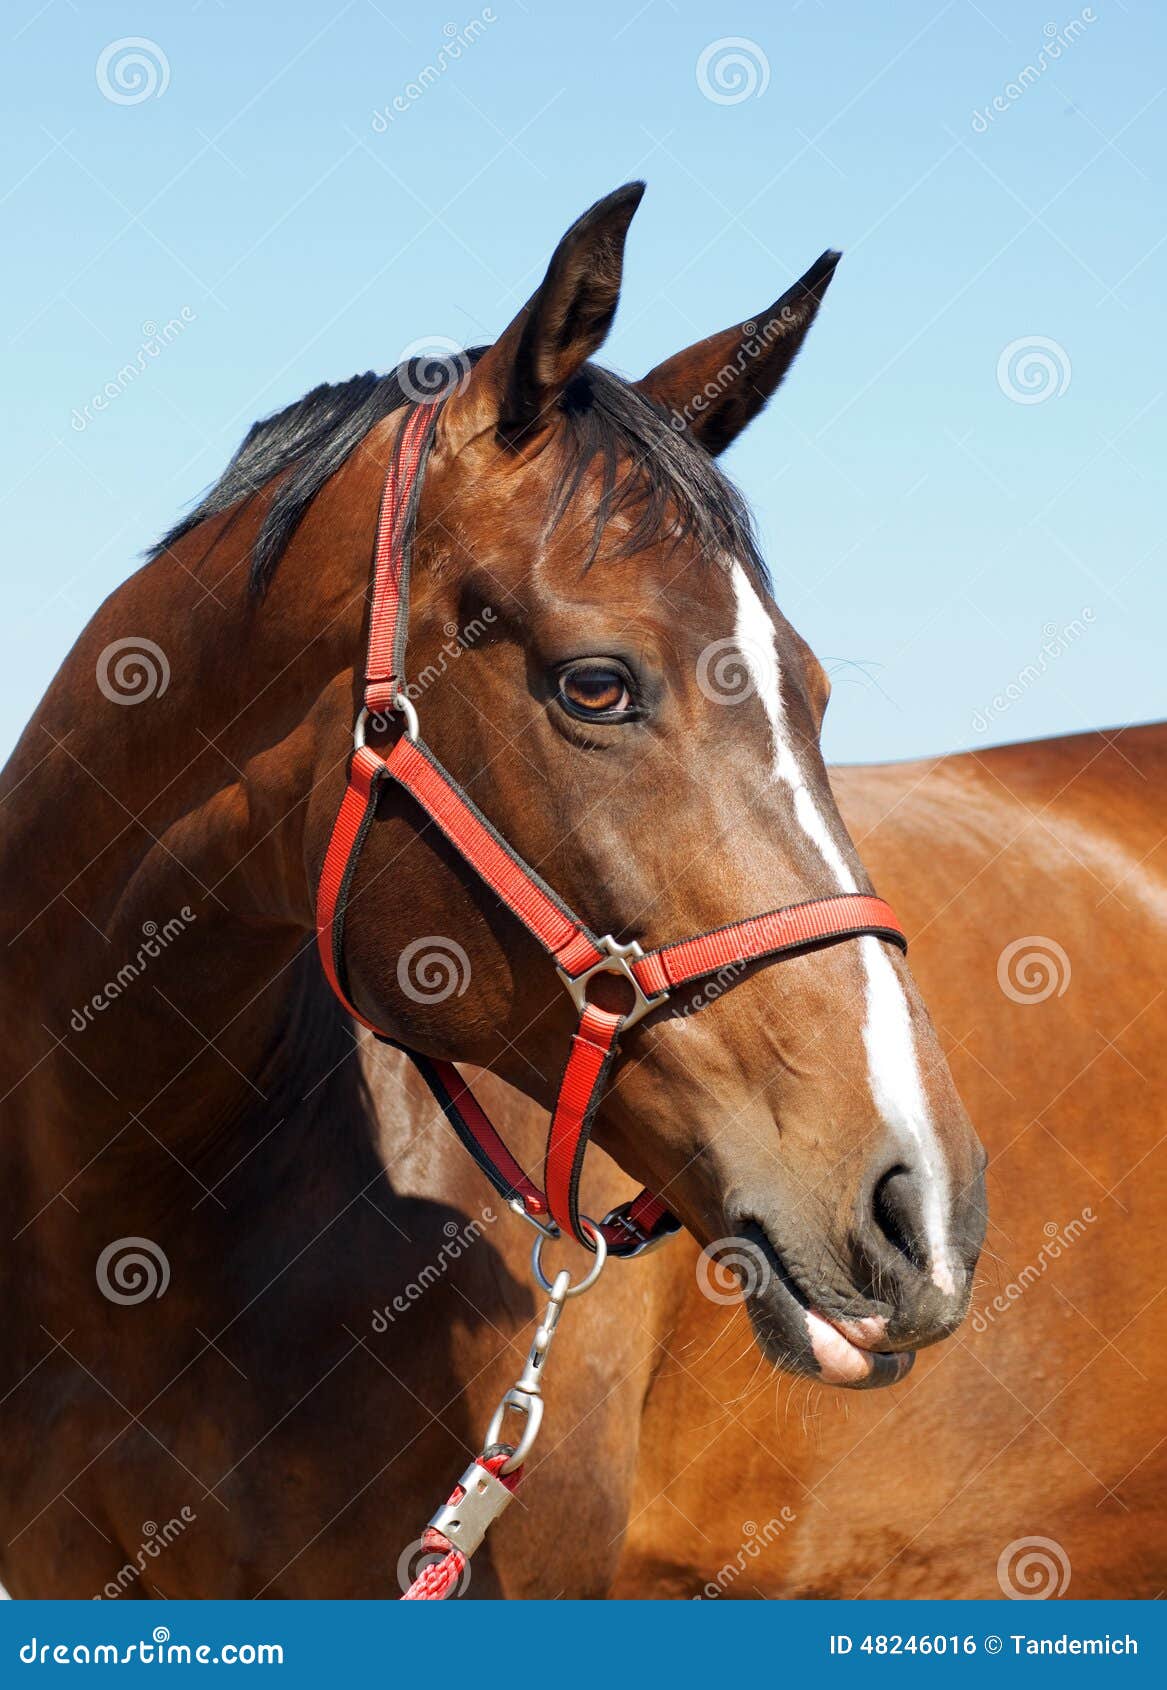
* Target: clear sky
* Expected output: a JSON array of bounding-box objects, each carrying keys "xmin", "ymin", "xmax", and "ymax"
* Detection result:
[{"xmin": 3, "ymin": 0, "xmax": 1162, "ymax": 765}]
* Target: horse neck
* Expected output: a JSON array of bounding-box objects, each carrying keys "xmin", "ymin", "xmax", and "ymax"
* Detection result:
[{"xmin": 0, "ymin": 440, "xmax": 386, "ymax": 1223}]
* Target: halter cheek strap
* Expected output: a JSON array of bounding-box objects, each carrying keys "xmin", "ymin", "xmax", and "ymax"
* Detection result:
[{"xmin": 315, "ymin": 401, "xmax": 908, "ymax": 1257}]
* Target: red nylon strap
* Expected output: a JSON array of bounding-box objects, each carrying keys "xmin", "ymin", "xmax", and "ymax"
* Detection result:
[
  {"xmin": 365, "ymin": 403, "xmax": 437, "ymax": 716},
  {"xmin": 544, "ymin": 1004, "xmax": 625, "ymax": 1243},
  {"xmin": 314, "ymin": 745, "xmax": 387, "ymax": 1033},
  {"xmin": 386, "ymin": 735, "xmax": 604, "ymax": 976},
  {"xmin": 632, "ymin": 893, "xmax": 905, "ymax": 997}
]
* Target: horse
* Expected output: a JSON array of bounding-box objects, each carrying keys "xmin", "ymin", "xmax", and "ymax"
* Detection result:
[{"xmin": 0, "ymin": 183, "xmax": 1157, "ymax": 1600}]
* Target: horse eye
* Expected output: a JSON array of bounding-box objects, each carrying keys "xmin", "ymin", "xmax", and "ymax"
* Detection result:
[{"xmin": 557, "ymin": 664, "xmax": 635, "ymax": 720}]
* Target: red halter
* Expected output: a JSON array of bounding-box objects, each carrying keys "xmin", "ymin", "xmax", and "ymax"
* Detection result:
[{"xmin": 315, "ymin": 402, "xmax": 907, "ymax": 1257}]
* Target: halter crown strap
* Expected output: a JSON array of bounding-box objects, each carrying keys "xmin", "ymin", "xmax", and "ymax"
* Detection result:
[{"xmin": 315, "ymin": 399, "xmax": 908, "ymax": 1257}]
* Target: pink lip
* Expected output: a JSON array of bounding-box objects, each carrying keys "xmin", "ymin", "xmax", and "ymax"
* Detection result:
[{"xmin": 805, "ymin": 1309, "xmax": 912, "ymax": 1386}]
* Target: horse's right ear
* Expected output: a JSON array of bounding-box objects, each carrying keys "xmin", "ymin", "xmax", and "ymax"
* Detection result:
[{"xmin": 436, "ymin": 182, "xmax": 644, "ymax": 455}]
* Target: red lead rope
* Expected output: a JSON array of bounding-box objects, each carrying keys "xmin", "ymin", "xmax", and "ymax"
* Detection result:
[{"xmin": 315, "ymin": 399, "xmax": 908, "ymax": 1256}]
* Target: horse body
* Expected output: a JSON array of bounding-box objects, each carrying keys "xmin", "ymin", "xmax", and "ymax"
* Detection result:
[{"xmin": 1, "ymin": 184, "xmax": 1158, "ymax": 1598}]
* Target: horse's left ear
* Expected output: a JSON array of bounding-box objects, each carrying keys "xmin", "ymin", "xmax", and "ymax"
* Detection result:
[
  {"xmin": 437, "ymin": 182, "xmax": 645, "ymax": 455},
  {"xmin": 636, "ymin": 250, "xmax": 840, "ymax": 456}
]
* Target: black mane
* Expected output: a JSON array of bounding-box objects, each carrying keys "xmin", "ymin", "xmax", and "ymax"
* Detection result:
[{"xmin": 151, "ymin": 354, "xmax": 766, "ymax": 594}]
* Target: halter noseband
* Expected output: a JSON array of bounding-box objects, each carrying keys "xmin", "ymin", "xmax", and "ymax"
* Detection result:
[{"xmin": 315, "ymin": 401, "xmax": 907, "ymax": 1258}]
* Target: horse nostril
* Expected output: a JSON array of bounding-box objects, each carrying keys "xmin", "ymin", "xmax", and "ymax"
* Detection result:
[{"xmin": 871, "ymin": 1165, "xmax": 928, "ymax": 1274}]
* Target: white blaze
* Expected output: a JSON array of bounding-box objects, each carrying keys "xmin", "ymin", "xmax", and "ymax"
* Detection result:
[{"xmin": 729, "ymin": 563, "xmax": 954, "ymax": 1293}]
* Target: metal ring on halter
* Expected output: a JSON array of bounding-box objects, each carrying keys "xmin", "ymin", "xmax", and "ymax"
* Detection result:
[
  {"xmin": 531, "ymin": 1217, "xmax": 608, "ymax": 1297},
  {"xmin": 353, "ymin": 693, "xmax": 419, "ymax": 750}
]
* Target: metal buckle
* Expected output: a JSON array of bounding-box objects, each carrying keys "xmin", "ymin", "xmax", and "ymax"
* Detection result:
[
  {"xmin": 600, "ymin": 1203, "xmax": 677, "ymax": 1259},
  {"xmin": 427, "ymin": 1459, "xmax": 515, "ymax": 1557},
  {"xmin": 556, "ymin": 936, "xmax": 668, "ymax": 1032},
  {"xmin": 353, "ymin": 692, "xmax": 419, "ymax": 750}
]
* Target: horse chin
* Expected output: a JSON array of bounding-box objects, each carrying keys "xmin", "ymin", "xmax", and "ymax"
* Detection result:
[{"xmin": 737, "ymin": 1221, "xmax": 917, "ymax": 1391}]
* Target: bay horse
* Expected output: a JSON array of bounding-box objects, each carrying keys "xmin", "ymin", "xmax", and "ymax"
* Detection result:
[{"xmin": 0, "ymin": 185, "xmax": 1158, "ymax": 1599}]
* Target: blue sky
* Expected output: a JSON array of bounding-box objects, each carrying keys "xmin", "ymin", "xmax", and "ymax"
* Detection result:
[{"xmin": 3, "ymin": 0, "xmax": 1162, "ymax": 764}]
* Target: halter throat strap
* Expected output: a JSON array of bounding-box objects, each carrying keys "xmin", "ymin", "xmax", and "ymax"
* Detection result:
[{"xmin": 315, "ymin": 400, "xmax": 907, "ymax": 1257}]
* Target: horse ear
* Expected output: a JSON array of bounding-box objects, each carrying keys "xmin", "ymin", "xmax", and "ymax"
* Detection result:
[
  {"xmin": 437, "ymin": 182, "xmax": 645, "ymax": 454},
  {"xmin": 636, "ymin": 251, "xmax": 841, "ymax": 456}
]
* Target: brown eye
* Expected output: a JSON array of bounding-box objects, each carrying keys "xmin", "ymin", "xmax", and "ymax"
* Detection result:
[{"xmin": 557, "ymin": 664, "xmax": 635, "ymax": 720}]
